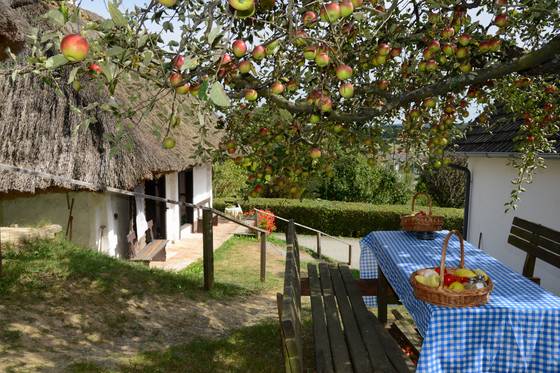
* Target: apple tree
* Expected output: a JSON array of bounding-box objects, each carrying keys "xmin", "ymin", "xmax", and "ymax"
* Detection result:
[{"xmin": 4, "ymin": 0, "xmax": 560, "ymax": 208}]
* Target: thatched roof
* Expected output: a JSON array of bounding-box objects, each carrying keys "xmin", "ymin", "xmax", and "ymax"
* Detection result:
[{"xmin": 0, "ymin": 1, "xmax": 219, "ymax": 194}]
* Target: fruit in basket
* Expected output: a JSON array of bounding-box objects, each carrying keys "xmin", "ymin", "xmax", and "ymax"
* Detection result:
[
  {"xmin": 474, "ymin": 269, "xmax": 489, "ymax": 281},
  {"xmin": 415, "ymin": 274, "xmax": 440, "ymax": 288},
  {"xmin": 414, "ymin": 211, "xmax": 427, "ymax": 217},
  {"xmin": 448, "ymin": 281, "xmax": 465, "ymax": 292},
  {"xmin": 453, "ymin": 268, "xmax": 477, "ymax": 278}
]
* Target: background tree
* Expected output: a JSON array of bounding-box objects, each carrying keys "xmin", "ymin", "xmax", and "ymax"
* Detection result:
[
  {"xmin": 2, "ymin": 0, "xmax": 559, "ymax": 209},
  {"xmin": 416, "ymin": 156, "xmax": 466, "ymax": 208}
]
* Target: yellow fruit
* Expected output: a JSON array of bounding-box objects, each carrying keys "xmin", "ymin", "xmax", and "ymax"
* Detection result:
[
  {"xmin": 415, "ymin": 274, "xmax": 440, "ymax": 288},
  {"xmin": 448, "ymin": 281, "xmax": 465, "ymax": 292},
  {"xmin": 453, "ymin": 268, "xmax": 477, "ymax": 278},
  {"xmin": 474, "ymin": 269, "xmax": 489, "ymax": 281}
]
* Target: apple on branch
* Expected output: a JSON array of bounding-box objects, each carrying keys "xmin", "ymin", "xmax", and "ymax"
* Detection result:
[
  {"xmin": 228, "ymin": 0, "xmax": 255, "ymax": 11},
  {"xmin": 60, "ymin": 34, "xmax": 89, "ymax": 62},
  {"xmin": 251, "ymin": 45, "xmax": 266, "ymax": 61},
  {"xmin": 232, "ymin": 39, "xmax": 247, "ymax": 58}
]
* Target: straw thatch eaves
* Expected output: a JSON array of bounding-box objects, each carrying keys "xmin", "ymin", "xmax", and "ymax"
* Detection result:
[{"xmin": 0, "ymin": 1, "xmax": 219, "ymax": 194}]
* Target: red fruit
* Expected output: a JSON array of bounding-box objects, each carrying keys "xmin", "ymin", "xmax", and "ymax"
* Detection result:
[
  {"xmin": 173, "ymin": 55, "xmax": 185, "ymax": 69},
  {"xmin": 318, "ymin": 96, "xmax": 333, "ymax": 112},
  {"xmin": 458, "ymin": 34, "xmax": 472, "ymax": 46},
  {"xmin": 545, "ymin": 85, "xmax": 558, "ymax": 94},
  {"xmin": 245, "ymin": 88, "xmax": 258, "ymax": 101},
  {"xmin": 251, "ymin": 45, "xmax": 266, "ymax": 60},
  {"xmin": 339, "ymin": 82, "xmax": 354, "ymax": 98},
  {"xmin": 336, "ymin": 64, "xmax": 353, "ymax": 80},
  {"xmin": 310, "ymin": 147, "xmax": 322, "ymax": 159},
  {"xmin": 270, "ymin": 81, "xmax": 285, "ymax": 94},
  {"xmin": 232, "ymin": 39, "xmax": 247, "ymax": 58},
  {"xmin": 543, "ymin": 103, "xmax": 554, "ymax": 112},
  {"xmin": 303, "ymin": 46, "xmax": 317, "ymax": 60},
  {"xmin": 428, "ymin": 39, "xmax": 441, "ymax": 53},
  {"xmin": 238, "ymin": 60, "xmax": 253, "ymax": 74},
  {"xmin": 456, "ymin": 47, "xmax": 469, "ymax": 59},
  {"xmin": 426, "ymin": 59, "xmax": 438, "ymax": 72},
  {"xmin": 169, "ymin": 72, "xmax": 183, "ymax": 87},
  {"xmin": 377, "ymin": 79, "xmax": 390, "ymax": 90},
  {"xmin": 303, "ymin": 11, "xmax": 317, "ymax": 26},
  {"xmin": 495, "ymin": 13, "xmax": 508, "ymax": 28},
  {"xmin": 320, "ymin": 2, "xmax": 341, "ymax": 23},
  {"xmin": 60, "ymin": 34, "xmax": 89, "ymax": 62},
  {"xmin": 339, "ymin": 0, "xmax": 354, "ymax": 17},
  {"xmin": 390, "ymin": 47, "xmax": 402, "ymax": 58},
  {"xmin": 378, "ymin": 43, "xmax": 391, "ymax": 56},
  {"xmin": 527, "ymin": 135, "xmax": 535, "ymax": 142},
  {"xmin": 441, "ymin": 27, "xmax": 455, "ymax": 39},
  {"xmin": 442, "ymin": 43, "xmax": 456, "ymax": 56},
  {"xmin": 315, "ymin": 51, "xmax": 330, "ymax": 67},
  {"xmin": 88, "ymin": 63, "xmax": 102, "ymax": 74},
  {"xmin": 221, "ymin": 54, "xmax": 232, "ymax": 65},
  {"xmin": 259, "ymin": 127, "xmax": 269, "ymax": 136}
]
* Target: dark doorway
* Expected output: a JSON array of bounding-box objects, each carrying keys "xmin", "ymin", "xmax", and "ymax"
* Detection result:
[
  {"xmin": 144, "ymin": 176, "xmax": 166, "ymax": 239},
  {"xmin": 179, "ymin": 169, "xmax": 194, "ymax": 226}
]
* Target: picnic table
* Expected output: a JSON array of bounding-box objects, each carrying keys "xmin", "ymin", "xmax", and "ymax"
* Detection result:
[{"xmin": 360, "ymin": 230, "xmax": 560, "ymax": 372}]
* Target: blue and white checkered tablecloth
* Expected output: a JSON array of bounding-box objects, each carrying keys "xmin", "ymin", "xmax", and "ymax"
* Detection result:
[{"xmin": 360, "ymin": 231, "xmax": 560, "ymax": 373}]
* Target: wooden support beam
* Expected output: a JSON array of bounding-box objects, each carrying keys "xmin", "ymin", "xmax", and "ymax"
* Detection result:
[
  {"xmin": 260, "ymin": 232, "xmax": 266, "ymax": 283},
  {"xmin": 316, "ymin": 231, "xmax": 322, "ymax": 258},
  {"xmin": 202, "ymin": 208, "xmax": 214, "ymax": 291}
]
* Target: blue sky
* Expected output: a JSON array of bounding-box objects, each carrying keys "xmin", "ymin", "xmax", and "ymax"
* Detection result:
[{"xmin": 80, "ymin": 0, "xmax": 148, "ymax": 18}]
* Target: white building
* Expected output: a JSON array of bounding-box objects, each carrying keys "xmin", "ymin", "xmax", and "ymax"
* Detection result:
[
  {"xmin": 455, "ymin": 116, "xmax": 560, "ymax": 295},
  {"xmin": 0, "ymin": 44, "xmax": 217, "ymax": 259}
]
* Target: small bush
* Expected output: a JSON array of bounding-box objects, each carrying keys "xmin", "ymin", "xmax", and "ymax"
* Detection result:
[
  {"xmin": 416, "ymin": 157, "xmax": 467, "ymax": 208},
  {"xmin": 215, "ymin": 198, "xmax": 464, "ymax": 237},
  {"xmin": 212, "ymin": 159, "xmax": 247, "ymax": 198}
]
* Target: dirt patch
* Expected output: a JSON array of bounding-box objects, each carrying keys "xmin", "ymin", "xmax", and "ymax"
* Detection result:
[{"xmin": 0, "ymin": 240, "xmax": 294, "ymax": 372}]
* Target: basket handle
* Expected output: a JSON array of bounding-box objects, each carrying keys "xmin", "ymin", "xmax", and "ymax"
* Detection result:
[
  {"xmin": 411, "ymin": 192, "xmax": 433, "ymax": 216},
  {"xmin": 438, "ymin": 230, "xmax": 465, "ymax": 290}
]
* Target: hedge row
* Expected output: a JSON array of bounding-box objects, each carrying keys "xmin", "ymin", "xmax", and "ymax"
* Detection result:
[{"xmin": 214, "ymin": 198, "xmax": 464, "ymax": 238}]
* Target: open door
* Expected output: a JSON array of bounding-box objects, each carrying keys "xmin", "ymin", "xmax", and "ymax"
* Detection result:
[
  {"xmin": 179, "ymin": 169, "xmax": 194, "ymax": 229},
  {"xmin": 144, "ymin": 176, "xmax": 166, "ymax": 239}
]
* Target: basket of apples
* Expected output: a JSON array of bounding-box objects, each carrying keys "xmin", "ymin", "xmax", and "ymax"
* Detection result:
[
  {"xmin": 410, "ymin": 230, "xmax": 493, "ymax": 307},
  {"xmin": 400, "ymin": 192, "xmax": 444, "ymax": 233}
]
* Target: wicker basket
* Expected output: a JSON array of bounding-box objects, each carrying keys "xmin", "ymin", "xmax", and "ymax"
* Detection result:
[
  {"xmin": 410, "ymin": 230, "xmax": 493, "ymax": 308},
  {"xmin": 400, "ymin": 192, "xmax": 444, "ymax": 232}
]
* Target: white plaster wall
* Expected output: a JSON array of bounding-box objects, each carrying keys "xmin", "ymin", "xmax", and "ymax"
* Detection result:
[
  {"xmin": 192, "ymin": 164, "xmax": 213, "ymax": 223},
  {"xmin": 165, "ymin": 172, "xmax": 180, "ymax": 240},
  {"xmin": 467, "ymin": 157, "xmax": 560, "ymax": 294},
  {"xmin": 0, "ymin": 192, "xmax": 129, "ymax": 257}
]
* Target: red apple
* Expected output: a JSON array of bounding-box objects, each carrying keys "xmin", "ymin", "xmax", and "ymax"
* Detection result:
[
  {"xmin": 173, "ymin": 55, "xmax": 185, "ymax": 69},
  {"xmin": 229, "ymin": 0, "xmax": 255, "ymax": 11},
  {"xmin": 60, "ymin": 34, "xmax": 89, "ymax": 62},
  {"xmin": 221, "ymin": 53, "xmax": 232, "ymax": 65},
  {"xmin": 489, "ymin": 38, "xmax": 502, "ymax": 52},
  {"xmin": 320, "ymin": 2, "xmax": 341, "ymax": 23},
  {"xmin": 339, "ymin": 82, "xmax": 354, "ymax": 98},
  {"xmin": 543, "ymin": 102, "xmax": 554, "ymax": 112},
  {"xmin": 232, "ymin": 39, "xmax": 247, "ymax": 58},
  {"xmin": 175, "ymin": 83, "xmax": 190, "ymax": 94},
  {"xmin": 245, "ymin": 88, "xmax": 258, "ymax": 101},
  {"xmin": 458, "ymin": 34, "xmax": 472, "ymax": 46},
  {"xmin": 428, "ymin": 39, "xmax": 441, "ymax": 53},
  {"xmin": 340, "ymin": 0, "xmax": 354, "ymax": 17},
  {"xmin": 169, "ymin": 72, "xmax": 183, "ymax": 87},
  {"xmin": 304, "ymin": 46, "xmax": 317, "ymax": 60},
  {"xmin": 390, "ymin": 47, "xmax": 402, "ymax": 58},
  {"xmin": 527, "ymin": 135, "xmax": 535, "ymax": 142},
  {"xmin": 442, "ymin": 43, "xmax": 456, "ymax": 56},
  {"xmin": 479, "ymin": 40, "xmax": 491, "ymax": 53},
  {"xmin": 251, "ymin": 45, "xmax": 266, "ymax": 60},
  {"xmin": 514, "ymin": 77, "xmax": 531, "ymax": 88},
  {"xmin": 318, "ymin": 96, "xmax": 333, "ymax": 112},
  {"xmin": 336, "ymin": 64, "xmax": 353, "ymax": 80},
  {"xmin": 259, "ymin": 127, "xmax": 269, "ymax": 136},
  {"xmin": 456, "ymin": 47, "xmax": 469, "ymax": 59},
  {"xmin": 426, "ymin": 59, "xmax": 438, "ymax": 72},
  {"xmin": 378, "ymin": 43, "xmax": 391, "ymax": 56},
  {"xmin": 270, "ymin": 81, "xmax": 285, "ymax": 94},
  {"xmin": 238, "ymin": 60, "xmax": 252, "ymax": 74},
  {"xmin": 495, "ymin": 13, "xmax": 508, "ymax": 28},
  {"xmin": 441, "ymin": 27, "xmax": 455, "ymax": 39},
  {"xmin": 293, "ymin": 29, "xmax": 308, "ymax": 47},
  {"xmin": 88, "ymin": 63, "xmax": 102, "ymax": 74},
  {"xmin": 438, "ymin": 54, "xmax": 448, "ymax": 65},
  {"xmin": 303, "ymin": 11, "xmax": 318, "ymax": 27},
  {"xmin": 315, "ymin": 51, "xmax": 330, "ymax": 67},
  {"xmin": 423, "ymin": 48, "xmax": 433, "ymax": 60},
  {"xmin": 545, "ymin": 85, "xmax": 558, "ymax": 94},
  {"xmin": 310, "ymin": 148, "xmax": 322, "ymax": 159}
]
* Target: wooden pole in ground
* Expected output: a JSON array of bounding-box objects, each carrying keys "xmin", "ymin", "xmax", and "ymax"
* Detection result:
[
  {"xmin": 260, "ymin": 232, "xmax": 266, "ymax": 282},
  {"xmin": 202, "ymin": 208, "xmax": 214, "ymax": 290},
  {"xmin": 316, "ymin": 231, "xmax": 322, "ymax": 258},
  {"xmin": 348, "ymin": 244, "xmax": 352, "ymax": 266}
]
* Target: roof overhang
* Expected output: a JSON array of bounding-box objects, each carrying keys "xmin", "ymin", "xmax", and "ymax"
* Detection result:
[{"xmin": 453, "ymin": 151, "xmax": 560, "ymax": 159}]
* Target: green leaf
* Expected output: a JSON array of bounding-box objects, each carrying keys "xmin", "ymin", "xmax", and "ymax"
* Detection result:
[
  {"xmin": 209, "ymin": 82, "xmax": 231, "ymax": 107},
  {"xmin": 44, "ymin": 9, "xmax": 65, "ymax": 26},
  {"xmin": 143, "ymin": 50, "xmax": 153, "ymax": 67},
  {"xmin": 68, "ymin": 67, "xmax": 79, "ymax": 84},
  {"xmin": 198, "ymin": 80, "xmax": 209, "ymax": 100},
  {"xmin": 184, "ymin": 56, "xmax": 199, "ymax": 70},
  {"xmin": 108, "ymin": 2, "xmax": 128, "ymax": 28},
  {"xmin": 45, "ymin": 54, "xmax": 68, "ymax": 69},
  {"xmin": 107, "ymin": 46, "xmax": 125, "ymax": 57},
  {"xmin": 207, "ymin": 25, "xmax": 222, "ymax": 45}
]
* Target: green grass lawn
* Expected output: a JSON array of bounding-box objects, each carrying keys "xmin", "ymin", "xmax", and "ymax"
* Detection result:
[{"xmin": 0, "ymin": 236, "xmax": 316, "ymax": 373}]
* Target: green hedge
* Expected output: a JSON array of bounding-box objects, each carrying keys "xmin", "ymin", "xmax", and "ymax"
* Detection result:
[{"xmin": 214, "ymin": 198, "xmax": 464, "ymax": 237}]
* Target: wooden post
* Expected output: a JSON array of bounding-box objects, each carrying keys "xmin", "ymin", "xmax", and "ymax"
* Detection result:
[
  {"xmin": 202, "ymin": 208, "xmax": 214, "ymax": 290},
  {"xmin": 286, "ymin": 219, "xmax": 295, "ymax": 246},
  {"xmin": 378, "ymin": 265, "xmax": 388, "ymax": 324},
  {"xmin": 316, "ymin": 231, "xmax": 322, "ymax": 258},
  {"xmin": 260, "ymin": 232, "xmax": 266, "ymax": 282},
  {"xmin": 348, "ymin": 244, "xmax": 352, "ymax": 266}
]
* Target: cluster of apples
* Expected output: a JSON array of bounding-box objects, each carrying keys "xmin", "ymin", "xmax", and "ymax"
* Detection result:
[{"xmin": 415, "ymin": 267, "xmax": 489, "ymax": 292}]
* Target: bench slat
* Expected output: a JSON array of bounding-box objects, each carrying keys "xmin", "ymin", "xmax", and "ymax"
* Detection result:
[
  {"xmin": 342, "ymin": 266, "xmax": 412, "ymax": 373},
  {"xmin": 508, "ymin": 235, "xmax": 560, "ymax": 270},
  {"xmin": 318, "ymin": 264, "xmax": 352, "ymax": 373},
  {"xmin": 308, "ymin": 264, "xmax": 334, "ymax": 373},
  {"xmin": 513, "ymin": 217, "xmax": 560, "ymax": 245},
  {"xmin": 329, "ymin": 265, "xmax": 373, "ymax": 373}
]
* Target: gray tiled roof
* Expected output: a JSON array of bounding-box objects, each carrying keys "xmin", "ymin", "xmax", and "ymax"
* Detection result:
[{"xmin": 453, "ymin": 111, "xmax": 560, "ymax": 157}]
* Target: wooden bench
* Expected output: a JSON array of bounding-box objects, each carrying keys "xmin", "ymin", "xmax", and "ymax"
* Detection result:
[
  {"xmin": 278, "ymin": 221, "xmax": 410, "ymax": 373},
  {"xmin": 128, "ymin": 220, "xmax": 167, "ymax": 265},
  {"xmin": 508, "ymin": 217, "xmax": 560, "ymax": 285}
]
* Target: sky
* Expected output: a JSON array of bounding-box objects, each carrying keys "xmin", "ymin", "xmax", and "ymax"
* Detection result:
[{"xmin": 80, "ymin": 0, "xmax": 146, "ymax": 18}]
